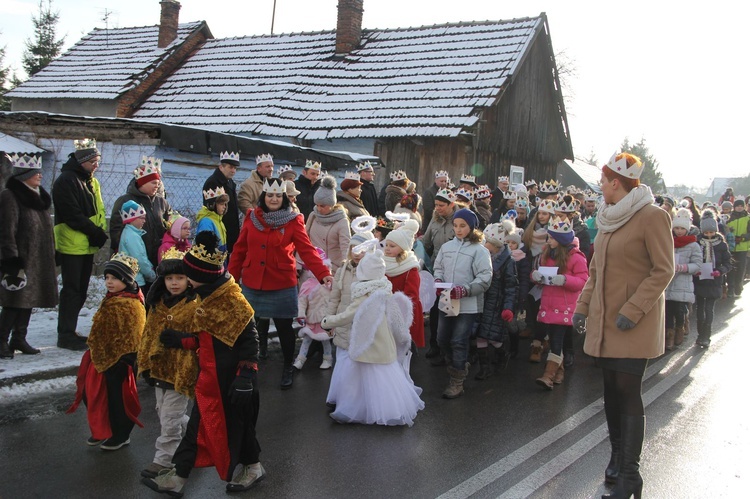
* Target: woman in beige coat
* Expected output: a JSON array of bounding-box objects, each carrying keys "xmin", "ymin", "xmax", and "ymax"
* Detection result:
[
  {"xmin": 573, "ymin": 153, "xmax": 674, "ymax": 499},
  {"xmin": 305, "ymin": 175, "xmax": 351, "ymax": 273}
]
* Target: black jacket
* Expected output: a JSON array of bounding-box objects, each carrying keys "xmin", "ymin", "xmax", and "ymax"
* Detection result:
[
  {"xmin": 203, "ymin": 169, "xmax": 239, "ymax": 252},
  {"xmin": 476, "ymin": 246, "xmax": 518, "ymax": 342},
  {"xmin": 693, "ymin": 235, "xmax": 732, "ymax": 299},
  {"xmin": 421, "ymin": 183, "xmax": 440, "ymax": 233},
  {"xmin": 294, "ymin": 175, "xmax": 320, "ymax": 220},
  {"xmin": 360, "ymin": 180, "xmax": 380, "ymax": 218}
]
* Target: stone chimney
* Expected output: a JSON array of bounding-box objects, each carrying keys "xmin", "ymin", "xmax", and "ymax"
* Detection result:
[
  {"xmin": 335, "ymin": 0, "xmax": 364, "ymax": 56},
  {"xmin": 158, "ymin": 0, "xmax": 181, "ymax": 48}
]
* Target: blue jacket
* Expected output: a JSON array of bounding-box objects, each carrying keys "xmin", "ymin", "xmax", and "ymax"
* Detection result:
[{"xmin": 119, "ymin": 224, "xmax": 157, "ymax": 286}]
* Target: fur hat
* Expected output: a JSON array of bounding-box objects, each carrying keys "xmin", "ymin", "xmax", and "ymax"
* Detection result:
[
  {"xmin": 183, "ymin": 231, "xmax": 226, "ymax": 283},
  {"xmin": 313, "ymin": 175, "xmax": 337, "ymax": 206},
  {"xmin": 453, "ymin": 208, "xmax": 478, "ymax": 231},
  {"xmin": 386, "ymin": 219, "xmax": 419, "ymax": 252},
  {"xmin": 672, "ymin": 208, "xmax": 693, "ymax": 231},
  {"xmin": 483, "ymin": 220, "xmax": 515, "ymax": 247},
  {"xmin": 120, "ymin": 200, "xmax": 147, "ymax": 224},
  {"xmin": 356, "ymin": 249, "xmax": 387, "ymax": 281},
  {"xmin": 700, "ymin": 210, "xmax": 719, "ymax": 233},
  {"xmin": 104, "ymin": 253, "xmax": 139, "ymax": 288},
  {"xmin": 547, "ymin": 217, "xmax": 574, "ymax": 246}
]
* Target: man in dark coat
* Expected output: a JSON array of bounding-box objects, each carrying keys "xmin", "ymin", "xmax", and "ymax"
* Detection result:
[
  {"xmin": 110, "ymin": 158, "xmax": 172, "ymax": 267},
  {"xmin": 203, "ymin": 152, "xmax": 240, "ymax": 252},
  {"xmin": 294, "ymin": 161, "xmax": 321, "ymax": 220},
  {"xmin": 490, "ymin": 175, "xmax": 511, "ymax": 212},
  {"xmin": 52, "ymin": 140, "xmax": 109, "ymax": 350},
  {"xmin": 422, "ymin": 170, "xmax": 449, "ymax": 233},
  {"xmin": 357, "ymin": 161, "xmax": 381, "ymax": 218}
]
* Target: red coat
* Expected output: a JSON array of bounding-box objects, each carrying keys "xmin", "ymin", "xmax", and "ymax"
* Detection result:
[
  {"xmin": 386, "ymin": 268, "xmax": 425, "ymax": 347},
  {"xmin": 228, "ymin": 207, "xmax": 331, "ymax": 290}
]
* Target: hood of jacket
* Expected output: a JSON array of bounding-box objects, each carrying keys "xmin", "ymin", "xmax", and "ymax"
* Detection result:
[{"xmin": 61, "ymin": 153, "xmax": 92, "ymax": 180}]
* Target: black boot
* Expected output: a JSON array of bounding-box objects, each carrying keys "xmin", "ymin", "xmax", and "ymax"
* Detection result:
[
  {"xmin": 9, "ymin": 329, "xmax": 40, "ymax": 355},
  {"xmin": 508, "ymin": 333, "xmax": 519, "ymax": 359},
  {"xmin": 280, "ymin": 364, "xmax": 295, "ymax": 390},
  {"xmin": 603, "ymin": 415, "xmax": 644, "ymax": 499},
  {"xmin": 57, "ymin": 333, "xmax": 88, "ymax": 351},
  {"xmin": 474, "ymin": 348, "xmax": 492, "ymax": 380},
  {"xmin": 604, "ymin": 404, "xmax": 621, "ymax": 484},
  {"xmin": 425, "ymin": 342, "xmax": 440, "ymax": 359},
  {"xmin": 696, "ymin": 322, "xmax": 711, "ymax": 348},
  {"xmin": 0, "ymin": 327, "xmax": 13, "ymax": 359},
  {"xmin": 494, "ymin": 346, "xmax": 510, "ymax": 371}
]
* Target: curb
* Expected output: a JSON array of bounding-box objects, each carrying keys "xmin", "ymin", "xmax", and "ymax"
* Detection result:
[{"xmin": 0, "ymin": 364, "xmax": 79, "ymax": 389}]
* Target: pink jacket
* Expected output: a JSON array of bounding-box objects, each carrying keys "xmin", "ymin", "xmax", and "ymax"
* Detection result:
[
  {"xmin": 158, "ymin": 231, "xmax": 191, "ymax": 263},
  {"xmin": 537, "ymin": 247, "xmax": 589, "ymax": 326}
]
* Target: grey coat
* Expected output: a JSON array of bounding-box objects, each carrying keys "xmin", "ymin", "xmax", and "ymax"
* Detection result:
[
  {"xmin": 433, "ymin": 237, "xmax": 493, "ymax": 314},
  {"xmin": 422, "ymin": 208, "xmax": 456, "ymax": 260},
  {"xmin": 0, "ymin": 177, "xmax": 59, "ymax": 309},
  {"xmin": 665, "ymin": 240, "xmax": 702, "ymax": 303}
]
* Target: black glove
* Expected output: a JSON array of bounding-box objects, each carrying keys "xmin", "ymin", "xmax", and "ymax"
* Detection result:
[
  {"xmin": 89, "ymin": 228, "xmax": 108, "ymax": 248},
  {"xmin": 141, "ymin": 370, "xmax": 156, "ymax": 387},
  {"xmin": 572, "ymin": 313, "xmax": 587, "ymax": 333},
  {"xmin": 229, "ymin": 369, "xmax": 256, "ymax": 407},
  {"xmin": 160, "ymin": 329, "xmax": 198, "ymax": 350},
  {"xmin": 616, "ymin": 314, "xmax": 636, "ymax": 331}
]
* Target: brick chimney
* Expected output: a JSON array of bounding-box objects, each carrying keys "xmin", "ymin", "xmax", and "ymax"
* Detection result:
[
  {"xmin": 158, "ymin": 0, "xmax": 181, "ymax": 48},
  {"xmin": 335, "ymin": 0, "xmax": 364, "ymax": 56}
]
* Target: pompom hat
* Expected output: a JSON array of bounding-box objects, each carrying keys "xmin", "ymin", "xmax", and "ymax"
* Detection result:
[
  {"xmin": 672, "ymin": 208, "xmax": 693, "ymax": 231},
  {"xmin": 700, "ymin": 210, "xmax": 718, "ymax": 233},
  {"xmin": 313, "ymin": 174, "xmax": 338, "ymax": 206},
  {"xmin": 385, "ymin": 219, "xmax": 419, "ymax": 251},
  {"xmin": 183, "ymin": 231, "xmax": 226, "ymax": 283},
  {"xmin": 356, "ymin": 249, "xmax": 387, "ymax": 281}
]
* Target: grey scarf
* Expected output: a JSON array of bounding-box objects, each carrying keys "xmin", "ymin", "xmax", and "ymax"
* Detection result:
[
  {"xmin": 250, "ymin": 207, "xmax": 300, "ymax": 231},
  {"xmin": 311, "ymin": 206, "xmax": 347, "ymax": 226}
]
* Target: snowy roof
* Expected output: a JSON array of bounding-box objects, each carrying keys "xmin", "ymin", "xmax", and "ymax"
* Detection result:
[
  {"xmin": 0, "ymin": 133, "xmax": 46, "ymax": 154},
  {"xmin": 133, "ymin": 17, "xmax": 545, "ymax": 139},
  {"xmin": 7, "ymin": 22, "xmax": 209, "ymax": 100}
]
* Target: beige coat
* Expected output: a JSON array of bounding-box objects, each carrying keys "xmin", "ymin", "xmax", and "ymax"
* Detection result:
[
  {"xmin": 577, "ymin": 204, "xmax": 674, "ymax": 359},
  {"xmin": 305, "ymin": 205, "xmax": 351, "ymax": 272},
  {"xmin": 338, "ymin": 190, "xmax": 370, "ymax": 220},
  {"xmin": 325, "ymin": 261, "xmax": 358, "ymax": 348},
  {"xmin": 237, "ymin": 170, "xmax": 265, "ymax": 214}
]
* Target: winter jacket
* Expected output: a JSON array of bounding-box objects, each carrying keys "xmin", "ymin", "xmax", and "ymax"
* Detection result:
[
  {"xmin": 421, "ymin": 183, "xmax": 440, "ymax": 233},
  {"xmin": 476, "ymin": 200, "xmax": 493, "ymax": 228},
  {"xmin": 385, "ymin": 184, "xmax": 407, "ymax": 213},
  {"xmin": 577, "ymin": 204, "xmax": 674, "ymax": 359},
  {"xmin": 0, "ymin": 177, "xmax": 58, "ymax": 309},
  {"xmin": 511, "ymin": 248, "xmax": 531, "ymax": 311},
  {"xmin": 118, "ymin": 224, "xmax": 157, "ymax": 286},
  {"xmin": 298, "ymin": 278, "xmax": 332, "ymax": 325},
  {"xmin": 385, "ymin": 260, "xmax": 424, "ymax": 347},
  {"xmin": 571, "ymin": 216, "xmax": 591, "ymax": 257},
  {"xmin": 422, "ymin": 207, "xmax": 456, "ymax": 259},
  {"xmin": 665, "ymin": 235, "xmax": 702, "ymax": 303},
  {"xmin": 305, "ymin": 206, "xmax": 351, "ymax": 273},
  {"xmin": 693, "ymin": 234, "xmax": 732, "ymax": 299},
  {"xmin": 228, "ymin": 207, "xmax": 331, "ymax": 291},
  {"xmin": 51, "ymin": 154, "xmax": 108, "ymax": 255},
  {"xmin": 158, "ymin": 231, "xmax": 191, "ymax": 263},
  {"xmin": 110, "ymin": 179, "xmax": 172, "ymax": 266},
  {"xmin": 325, "ymin": 261, "xmax": 358, "ymax": 348},
  {"xmin": 294, "ymin": 175, "xmax": 320, "ymax": 220},
  {"xmin": 337, "ymin": 190, "xmax": 370, "ymax": 220},
  {"xmin": 203, "ymin": 168, "xmax": 239, "ymax": 251},
  {"xmin": 726, "ymin": 210, "xmax": 750, "ymax": 252},
  {"xmin": 237, "ymin": 169, "xmax": 265, "ymax": 215},
  {"xmin": 360, "ymin": 180, "xmax": 380, "ymax": 218},
  {"xmin": 195, "ymin": 206, "xmax": 227, "ymax": 253},
  {"xmin": 433, "ymin": 237, "xmax": 493, "ymax": 314},
  {"xmin": 537, "ymin": 247, "xmax": 589, "ymax": 326},
  {"xmin": 477, "ymin": 246, "xmax": 518, "ymax": 342}
]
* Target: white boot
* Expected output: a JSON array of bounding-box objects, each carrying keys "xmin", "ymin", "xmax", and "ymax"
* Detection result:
[
  {"xmin": 319, "ymin": 355, "xmax": 333, "ymax": 370},
  {"xmin": 293, "ymin": 355, "xmax": 306, "ymax": 370}
]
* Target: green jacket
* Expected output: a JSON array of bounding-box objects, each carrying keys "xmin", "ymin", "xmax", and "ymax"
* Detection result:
[{"xmin": 726, "ymin": 210, "xmax": 750, "ymax": 252}]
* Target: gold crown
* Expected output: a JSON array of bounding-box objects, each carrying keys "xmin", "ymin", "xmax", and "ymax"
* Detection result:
[
  {"xmin": 110, "ymin": 252, "xmax": 139, "ymax": 274},
  {"xmin": 161, "ymin": 247, "xmax": 186, "ymax": 261},
  {"xmin": 203, "ymin": 186, "xmax": 227, "ymax": 200},
  {"xmin": 263, "ymin": 178, "xmax": 285, "ymax": 194},
  {"xmin": 539, "ymin": 180, "xmax": 559, "ymax": 193},
  {"xmin": 188, "ymin": 243, "xmax": 226, "ymax": 266},
  {"xmin": 304, "ymin": 160, "xmax": 322, "ymax": 171},
  {"xmin": 166, "ymin": 211, "xmax": 183, "ymax": 229},
  {"xmin": 74, "ymin": 138, "xmax": 97, "ymax": 150}
]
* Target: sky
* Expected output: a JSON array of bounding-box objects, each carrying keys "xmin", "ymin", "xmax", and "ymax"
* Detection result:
[{"xmin": 1, "ymin": 0, "xmax": 749, "ymax": 188}]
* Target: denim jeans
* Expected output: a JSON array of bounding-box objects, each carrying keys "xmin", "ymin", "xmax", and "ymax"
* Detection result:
[
  {"xmin": 545, "ymin": 323, "xmax": 568, "ymax": 357},
  {"xmin": 695, "ymin": 296, "xmax": 716, "ymax": 332},
  {"xmin": 437, "ymin": 312, "xmax": 478, "ymax": 370}
]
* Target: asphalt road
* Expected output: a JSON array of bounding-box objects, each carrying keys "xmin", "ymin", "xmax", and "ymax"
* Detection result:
[{"xmin": 1, "ymin": 296, "xmax": 747, "ymax": 498}]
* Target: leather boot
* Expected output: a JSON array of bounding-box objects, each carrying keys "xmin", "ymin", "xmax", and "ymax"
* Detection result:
[
  {"xmin": 602, "ymin": 415, "xmax": 644, "ymax": 499},
  {"xmin": 280, "ymin": 364, "xmax": 295, "ymax": 390},
  {"xmin": 443, "ymin": 363, "xmax": 468, "ymax": 399},
  {"xmin": 529, "ymin": 340, "xmax": 543, "ymax": 363},
  {"xmin": 257, "ymin": 325, "xmax": 269, "ymax": 360},
  {"xmin": 604, "ymin": 403, "xmax": 621, "ymax": 484},
  {"xmin": 674, "ymin": 325, "xmax": 685, "ymax": 346},
  {"xmin": 474, "ymin": 348, "xmax": 492, "ymax": 380},
  {"xmin": 535, "ymin": 354, "xmax": 561, "ymax": 390},
  {"xmin": 665, "ymin": 328, "xmax": 675, "ymax": 351},
  {"xmin": 9, "ymin": 329, "xmax": 40, "ymax": 355},
  {"xmin": 0, "ymin": 326, "xmax": 13, "ymax": 359}
]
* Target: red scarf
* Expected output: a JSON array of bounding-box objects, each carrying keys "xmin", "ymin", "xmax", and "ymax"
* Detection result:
[
  {"xmin": 673, "ymin": 234, "xmax": 696, "ymax": 248},
  {"xmin": 105, "ymin": 289, "xmax": 145, "ymax": 304}
]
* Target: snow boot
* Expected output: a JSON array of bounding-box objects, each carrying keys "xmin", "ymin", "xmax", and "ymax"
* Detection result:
[
  {"xmin": 319, "ymin": 355, "xmax": 333, "ymax": 370},
  {"xmin": 292, "ymin": 355, "xmax": 306, "ymax": 370},
  {"xmin": 280, "ymin": 364, "xmax": 295, "ymax": 390},
  {"xmin": 602, "ymin": 415, "xmax": 644, "ymax": 499},
  {"xmin": 9, "ymin": 328, "xmax": 40, "ymax": 355},
  {"xmin": 535, "ymin": 354, "xmax": 562, "ymax": 390},
  {"xmin": 474, "ymin": 348, "xmax": 492, "ymax": 380},
  {"xmin": 674, "ymin": 324, "xmax": 685, "ymax": 346},
  {"xmin": 443, "ymin": 363, "xmax": 468, "ymax": 399},
  {"xmin": 553, "ymin": 363, "xmax": 565, "ymax": 385},
  {"xmin": 529, "ymin": 340, "xmax": 543, "ymax": 363},
  {"xmin": 665, "ymin": 328, "xmax": 675, "ymax": 351}
]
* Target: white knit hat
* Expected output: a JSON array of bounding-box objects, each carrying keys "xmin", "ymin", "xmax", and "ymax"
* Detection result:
[
  {"xmin": 483, "ymin": 220, "xmax": 515, "ymax": 247},
  {"xmin": 356, "ymin": 249, "xmax": 387, "ymax": 281},
  {"xmin": 672, "ymin": 208, "xmax": 692, "ymax": 231},
  {"xmin": 385, "ymin": 219, "xmax": 419, "ymax": 251}
]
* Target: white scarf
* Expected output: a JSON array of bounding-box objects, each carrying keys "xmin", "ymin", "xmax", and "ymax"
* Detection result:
[
  {"xmin": 596, "ymin": 185, "xmax": 655, "ymax": 234},
  {"xmin": 383, "ymin": 252, "xmax": 420, "ymax": 277},
  {"xmin": 351, "ymin": 277, "xmax": 392, "ymax": 300}
]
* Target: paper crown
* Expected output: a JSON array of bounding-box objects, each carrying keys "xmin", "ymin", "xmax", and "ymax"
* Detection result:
[
  {"xmin": 109, "ymin": 252, "xmax": 139, "ymax": 275},
  {"xmin": 166, "ymin": 211, "xmax": 183, "ymax": 229},
  {"xmin": 203, "ymin": 186, "xmax": 227, "ymax": 200},
  {"xmin": 187, "ymin": 241, "xmax": 226, "ymax": 266},
  {"xmin": 344, "ymin": 171, "xmax": 361, "ymax": 181},
  {"xmin": 161, "ymin": 247, "xmax": 186, "ymax": 261},
  {"xmin": 219, "ymin": 151, "xmax": 240, "ymax": 164},
  {"xmin": 356, "ymin": 161, "xmax": 374, "ymax": 172},
  {"xmin": 516, "ymin": 198, "xmax": 529, "ymax": 209},
  {"xmin": 120, "ymin": 200, "xmax": 147, "ymax": 222},
  {"xmin": 548, "ymin": 216, "xmax": 572, "ymax": 235},
  {"xmin": 538, "ymin": 199, "xmax": 559, "ymax": 214},
  {"xmin": 74, "ymin": 138, "xmax": 97, "ymax": 150},
  {"xmin": 497, "ymin": 175, "xmax": 510, "ymax": 183},
  {"xmin": 606, "ymin": 152, "xmax": 643, "ymax": 179},
  {"xmin": 584, "ymin": 190, "xmax": 599, "ymax": 201},
  {"xmin": 460, "ymin": 174, "xmax": 477, "ymax": 185},
  {"xmin": 448, "ymin": 182, "xmax": 456, "ymax": 190},
  {"xmin": 435, "ymin": 188, "xmax": 457, "ymax": 203},
  {"xmin": 256, "ymin": 153, "xmax": 273, "ymax": 165},
  {"xmin": 434, "ymin": 170, "xmax": 449, "ymax": 179},
  {"xmin": 557, "ymin": 198, "xmax": 578, "ymax": 213},
  {"xmin": 503, "ymin": 209, "xmax": 518, "ymax": 221},
  {"xmin": 262, "ymin": 178, "xmax": 285, "ymax": 194},
  {"xmin": 503, "ymin": 190, "xmax": 518, "ymax": 200},
  {"xmin": 134, "ymin": 156, "xmax": 162, "ymax": 179},
  {"xmin": 524, "ymin": 179, "xmax": 537, "ymax": 187},
  {"xmin": 475, "ymin": 185, "xmax": 491, "ymax": 200},
  {"xmin": 539, "ymin": 180, "xmax": 559, "ymax": 194},
  {"xmin": 455, "ymin": 187, "xmax": 474, "ymax": 203},
  {"xmin": 277, "ymin": 165, "xmax": 295, "ymax": 175},
  {"xmin": 9, "ymin": 153, "xmax": 42, "ymax": 170},
  {"xmin": 304, "ymin": 160, "xmax": 322, "ymax": 171},
  {"xmin": 390, "ymin": 170, "xmax": 407, "ymax": 182}
]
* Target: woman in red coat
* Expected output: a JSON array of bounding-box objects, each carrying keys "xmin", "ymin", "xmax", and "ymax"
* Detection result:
[
  {"xmin": 228, "ymin": 178, "xmax": 332, "ymax": 389},
  {"xmin": 382, "ymin": 219, "xmax": 424, "ymax": 351}
]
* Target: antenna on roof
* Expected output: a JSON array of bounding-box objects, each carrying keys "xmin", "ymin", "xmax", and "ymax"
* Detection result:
[
  {"xmin": 271, "ymin": 0, "xmax": 277, "ymax": 35},
  {"xmin": 102, "ymin": 8, "xmax": 112, "ymax": 47}
]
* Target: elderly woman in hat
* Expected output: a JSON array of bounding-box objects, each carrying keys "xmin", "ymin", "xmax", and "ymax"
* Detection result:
[
  {"xmin": 337, "ymin": 171, "xmax": 369, "ymax": 219},
  {"xmin": 573, "ymin": 153, "xmax": 673, "ymax": 499}
]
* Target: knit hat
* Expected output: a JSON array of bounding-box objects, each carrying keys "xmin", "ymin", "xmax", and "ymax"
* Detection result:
[
  {"xmin": 386, "ymin": 219, "xmax": 419, "ymax": 251},
  {"xmin": 661, "ymin": 195, "xmax": 676, "ymax": 208},
  {"xmin": 73, "ymin": 138, "xmax": 100, "ymax": 164},
  {"xmin": 721, "ymin": 201, "xmax": 733, "ymax": 211},
  {"xmin": 505, "ymin": 231, "xmax": 523, "ymax": 247},
  {"xmin": 483, "ymin": 220, "xmax": 515, "ymax": 247},
  {"xmin": 313, "ymin": 175, "xmax": 337, "ymax": 206},
  {"xmin": 284, "ymin": 180, "xmax": 300, "ymax": 196},
  {"xmin": 134, "ymin": 156, "xmax": 162, "ymax": 187},
  {"xmin": 547, "ymin": 217, "xmax": 574, "ymax": 246},
  {"xmin": 700, "ymin": 210, "xmax": 718, "ymax": 233},
  {"xmin": 734, "ymin": 198, "xmax": 746, "ymax": 208},
  {"xmin": 672, "ymin": 208, "xmax": 692, "ymax": 231},
  {"xmin": 9, "ymin": 153, "xmax": 42, "ymax": 181},
  {"xmin": 453, "ymin": 208, "xmax": 478, "ymax": 231},
  {"xmin": 168, "ymin": 214, "xmax": 190, "ymax": 239},
  {"xmin": 356, "ymin": 249, "xmax": 387, "ymax": 281},
  {"xmin": 105, "ymin": 253, "xmax": 139, "ymax": 288},
  {"xmin": 158, "ymin": 247, "xmax": 187, "ymax": 276},
  {"xmin": 120, "ymin": 200, "xmax": 147, "ymax": 223},
  {"xmin": 183, "ymin": 231, "xmax": 226, "ymax": 283}
]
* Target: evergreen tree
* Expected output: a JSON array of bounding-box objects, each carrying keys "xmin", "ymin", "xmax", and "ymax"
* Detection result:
[
  {"xmin": 22, "ymin": 0, "xmax": 66, "ymax": 77},
  {"xmin": 620, "ymin": 137, "xmax": 665, "ymax": 193},
  {"xmin": 0, "ymin": 44, "xmax": 10, "ymax": 111}
]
